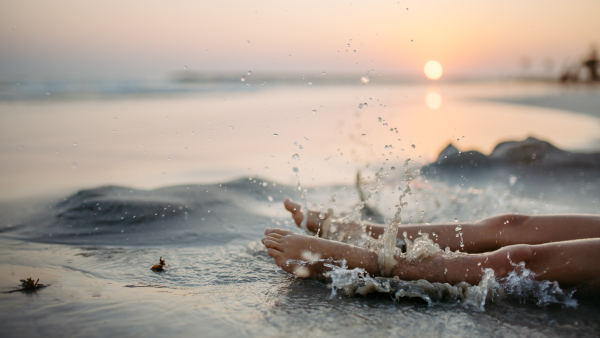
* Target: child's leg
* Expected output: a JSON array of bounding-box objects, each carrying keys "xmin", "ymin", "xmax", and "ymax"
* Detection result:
[
  {"xmin": 284, "ymin": 199, "xmax": 600, "ymax": 253},
  {"xmin": 262, "ymin": 227, "xmax": 600, "ymax": 290}
]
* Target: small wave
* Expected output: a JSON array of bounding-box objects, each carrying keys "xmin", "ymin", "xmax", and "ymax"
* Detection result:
[{"xmin": 326, "ymin": 262, "xmax": 577, "ymax": 310}]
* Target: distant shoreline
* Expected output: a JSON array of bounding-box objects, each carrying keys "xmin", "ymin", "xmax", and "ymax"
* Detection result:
[{"xmin": 482, "ymin": 91, "xmax": 600, "ymax": 120}]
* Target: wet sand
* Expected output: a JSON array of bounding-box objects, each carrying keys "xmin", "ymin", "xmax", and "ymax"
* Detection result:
[{"xmin": 1, "ymin": 81, "xmax": 600, "ymax": 337}]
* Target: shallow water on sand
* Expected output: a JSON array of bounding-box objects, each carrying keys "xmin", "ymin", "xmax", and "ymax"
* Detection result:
[
  {"xmin": 1, "ymin": 81, "xmax": 600, "ymax": 337},
  {"xmin": 1, "ymin": 82, "xmax": 600, "ymax": 200},
  {"xmin": 1, "ymin": 174, "xmax": 600, "ymax": 337}
]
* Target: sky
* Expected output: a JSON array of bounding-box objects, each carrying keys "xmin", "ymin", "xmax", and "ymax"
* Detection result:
[{"xmin": 1, "ymin": 0, "xmax": 599, "ymax": 80}]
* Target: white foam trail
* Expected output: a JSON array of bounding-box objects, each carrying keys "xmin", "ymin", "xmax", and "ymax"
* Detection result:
[{"xmin": 326, "ymin": 256, "xmax": 577, "ymax": 310}]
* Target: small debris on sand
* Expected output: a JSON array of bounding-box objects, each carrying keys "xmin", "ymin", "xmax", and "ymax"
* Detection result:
[
  {"xmin": 151, "ymin": 256, "xmax": 166, "ymax": 272},
  {"xmin": 3, "ymin": 277, "xmax": 49, "ymax": 293}
]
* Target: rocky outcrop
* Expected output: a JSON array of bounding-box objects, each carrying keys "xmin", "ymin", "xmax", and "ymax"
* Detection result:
[{"xmin": 422, "ymin": 137, "xmax": 600, "ymax": 176}]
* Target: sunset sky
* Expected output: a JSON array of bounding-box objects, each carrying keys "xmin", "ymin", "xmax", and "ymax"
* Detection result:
[{"xmin": 1, "ymin": 0, "xmax": 599, "ymax": 80}]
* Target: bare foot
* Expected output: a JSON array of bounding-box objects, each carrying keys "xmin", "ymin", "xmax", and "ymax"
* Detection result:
[
  {"xmin": 283, "ymin": 198, "xmax": 331, "ymax": 235},
  {"xmin": 262, "ymin": 227, "xmax": 380, "ymax": 278},
  {"xmin": 284, "ymin": 198, "xmax": 385, "ymax": 239}
]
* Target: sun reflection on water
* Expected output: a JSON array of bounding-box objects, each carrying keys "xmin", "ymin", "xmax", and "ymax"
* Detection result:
[{"xmin": 426, "ymin": 92, "xmax": 442, "ymax": 109}]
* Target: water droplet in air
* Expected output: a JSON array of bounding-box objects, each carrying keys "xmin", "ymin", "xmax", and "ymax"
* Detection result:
[
  {"xmin": 240, "ymin": 76, "xmax": 245, "ymax": 82},
  {"xmin": 455, "ymin": 225, "xmax": 462, "ymax": 231},
  {"xmin": 411, "ymin": 144, "xmax": 416, "ymax": 149},
  {"xmin": 247, "ymin": 70, "xmax": 252, "ymax": 75},
  {"xmin": 358, "ymin": 103, "xmax": 364, "ymax": 110},
  {"xmin": 273, "ymin": 133, "xmax": 278, "ymax": 137},
  {"xmin": 230, "ymin": 126, "xmax": 234, "ymax": 130},
  {"xmin": 360, "ymin": 76, "xmax": 370, "ymax": 84},
  {"xmin": 319, "ymin": 212, "xmax": 325, "ymax": 220},
  {"xmin": 411, "ymin": 39, "xmax": 414, "ymax": 42},
  {"xmin": 292, "ymin": 167, "xmax": 299, "ymax": 173},
  {"xmin": 292, "ymin": 154, "xmax": 300, "ymax": 160},
  {"xmin": 308, "ymin": 82, "xmax": 313, "ymax": 85},
  {"xmin": 72, "ymin": 162, "xmax": 78, "ymax": 170},
  {"xmin": 268, "ymin": 196, "xmax": 273, "ymax": 202},
  {"xmin": 391, "ymin": 166, "xmax": 396, "ymax": 171},
  {"xmin": 361, "ymin": 134, "xmax": 366, "ymax": 137},
  {"xmin": 183, "ymin": 66, "xmax": 188, "ymax": 70},
  {"xmin": 312, "ymin": 109, "xmax": 317, "ymax": 114},
  {"xmin": 378, "ymin": 117, "xmax": 382, "ymax": 123},
  {"xmin": 299, "ymin": 145, "xmax": 303, "ymax": 149}
]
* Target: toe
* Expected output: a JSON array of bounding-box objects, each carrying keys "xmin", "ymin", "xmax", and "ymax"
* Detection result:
[
  {"xmin": 263, "ymin": 239, "xmax": 284, "ymax": 251},
  {"xmin": 267, "ymin": 248, "xmax": 282, "ymax": 259},
  {"xmin": 269, "ymin": 228, "xmax": 295, "ymax": 236},
  {"xmin": 265, "ymin": 233, "xmax": 283, "ymax": 239},
  {"xmin": 284, "ymin": 198, "xmax": 301, "ymax": 213}
]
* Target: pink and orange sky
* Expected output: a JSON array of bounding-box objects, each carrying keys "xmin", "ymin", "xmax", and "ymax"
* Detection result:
[{"xmin": 1, "ymin": 0, "xmax": 598, "ymax": 79}]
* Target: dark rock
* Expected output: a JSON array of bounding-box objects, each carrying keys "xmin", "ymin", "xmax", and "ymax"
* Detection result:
[{"xmin": 423, "ymin": 137, "xmax": 600, "ymax": 177}]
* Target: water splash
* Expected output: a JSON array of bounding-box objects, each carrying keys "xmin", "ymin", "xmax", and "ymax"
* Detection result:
[
  {"xmin": 327, "ymin": 258, "xmax": 577, "ymax": 310},
  {"xmin": 500, "ymin": 261, "xmax": 577, "ymax": 307},
  {"xmin": 327, "ymin": 263, "xmax": 498, "ymax": 310}
]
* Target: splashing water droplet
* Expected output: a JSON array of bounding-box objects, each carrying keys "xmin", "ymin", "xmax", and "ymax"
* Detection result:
[
  {"xmin": 292, "ymin": 154, "xmax": 300, "ymax": 160},
  {"xmin": 360, "ymin": 76, "xmax": 370, "ymax": 84},
  {"xmin": 240, "ymin": 76, "xmax": 246, "ymax": 82},
  {"xmin": 319, "ymin": 212, "xmax": 325, "ymax": 220}
]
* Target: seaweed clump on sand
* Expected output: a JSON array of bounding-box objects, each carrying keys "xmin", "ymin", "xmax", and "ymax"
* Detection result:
[
  {"xmin": 4, "ymin": 277, "xmax": 49, "ymax": 293},
  {"xmin": 151, "ymin": 257, "xmax": 166, "ymax": 272}
]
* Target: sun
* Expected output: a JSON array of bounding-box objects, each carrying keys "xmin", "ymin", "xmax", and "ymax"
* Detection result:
[{"xmin": 424, "ymin": 60, "xmax": 443, "ymax": 80}]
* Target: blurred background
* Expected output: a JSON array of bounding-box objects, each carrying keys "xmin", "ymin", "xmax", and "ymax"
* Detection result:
[{"xmin": 1, "ymin": 0, "xmax": 599, "ymax": 200}]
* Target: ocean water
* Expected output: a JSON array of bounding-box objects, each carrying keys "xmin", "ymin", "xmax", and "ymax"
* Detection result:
[{"xmin": 1, "ymin": 79, "xmax": 600, "ymax": 337}]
